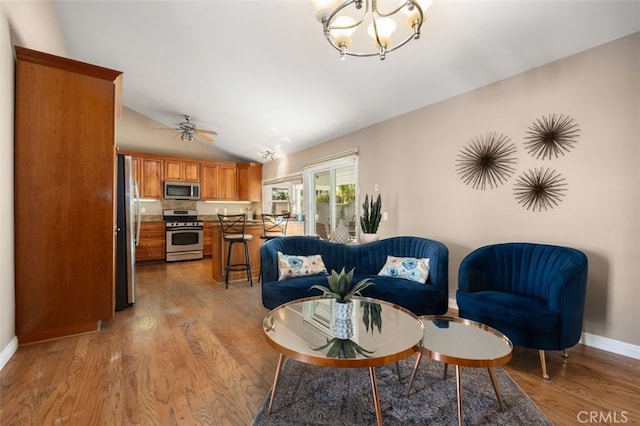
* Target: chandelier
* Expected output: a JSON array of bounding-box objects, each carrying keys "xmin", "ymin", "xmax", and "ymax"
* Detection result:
[{"xmin": 311, "ymin": 0, "xmax": 432, "ymax": 60}]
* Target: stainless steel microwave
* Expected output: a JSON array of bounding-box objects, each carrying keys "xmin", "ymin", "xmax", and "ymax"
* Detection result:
[{"xmin": 164, "ymin": 181, "xmax": 200, "ymax": 200}]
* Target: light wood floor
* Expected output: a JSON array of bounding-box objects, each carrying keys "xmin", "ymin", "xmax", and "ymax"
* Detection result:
[{"xmin": 1, "ymin": 259, "xmax": 638, "ymax": 425}]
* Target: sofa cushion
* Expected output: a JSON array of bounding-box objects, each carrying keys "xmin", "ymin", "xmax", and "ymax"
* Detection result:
[
  {"xmin": 378, "ymin": 256, "xmax": 430, "ymax": 283},
  {"xmin": 277, "ymin": 251, "xmax": 328, "ymax": 281}
]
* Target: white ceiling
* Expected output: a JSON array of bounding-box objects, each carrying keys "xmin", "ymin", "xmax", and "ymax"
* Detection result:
[{"xmin": 54, "ymin": 0, "xmax": 640, "ymax": 162}]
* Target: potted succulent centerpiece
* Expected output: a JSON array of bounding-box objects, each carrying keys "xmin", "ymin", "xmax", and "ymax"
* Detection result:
[
  {"xmin": 360, "ymin": 193, "xmax": 382, "ymax": 243},
  {"xmin": 309, "ymin": 267, "xmax": 373, "ymax": 321}
]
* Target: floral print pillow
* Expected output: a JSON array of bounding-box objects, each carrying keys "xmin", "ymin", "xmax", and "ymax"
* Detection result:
[
  {"xmin": 378, "ymin": 256, "xmax": 430, "ymax": 284},
  {"xmin": 277, "ymin": 251, "xmax": 328, "ymax": 281}
]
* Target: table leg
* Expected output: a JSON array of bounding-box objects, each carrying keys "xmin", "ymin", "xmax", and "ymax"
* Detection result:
[
  {"xmin": 487, "ymin": 367, "xmax": 505, "ymax": 412},
  {"xmin": 268, "ymin": 353, "xmax": 285, "ymax": 414},
  {"xmin": 455, "ymin": 365, "xmax": 463, "ymax": 426},
  {"xmin": 406, "ymin": 352, "xmax": 423, "ymax": 397},
  {"xmin": 395, "ymin": 361, "xmax": 402, "ymax": 382},
  {"xmin": 369, "ymin": 367, "xmax": 383, "ymax": 426}
]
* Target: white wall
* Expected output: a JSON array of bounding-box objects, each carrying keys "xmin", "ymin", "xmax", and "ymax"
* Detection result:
[
  {"xmin": 264, "ymin": 33, "xmax": 640, "ymax": 350},
  {"xmin": 0, "ymin": 0, "xmax": 68, "ymax": 369}
]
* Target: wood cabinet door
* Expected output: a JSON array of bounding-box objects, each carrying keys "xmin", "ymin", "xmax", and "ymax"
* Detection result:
[
  {"xmin": 141, "ymin": 158, "xmax": 163, "ymax": 199},
  {"xmin": 14, "ymin": 46, "xmax": 121, "ymax": 343},
  {"xmin": 237, "ymin": 163, "xmax": 262, "ymax": 202},
  {"xmin": 164, "ymin": 159, "xmax": 182, "ymax": 181},
  {"xmin": 248, "ymin": 163, "xmax": 262, "ymax": 202},
  {"xmin": 218, "ymin": 164, "xmax": 237, "ymax": 200},
  {"xmin": 237, "ymin": 164, "xmax": 249, "ymax": 201},
  {"xmin": 183, "ymin": 161, "xmax": 200, "ymax": 182},
  {"xmin": 201, "ymin": 162, "xmax": 219, "ymax": 200},
  {"xmin": 131, "ymin": 156, "xmax": 141, "ymax": 187}
]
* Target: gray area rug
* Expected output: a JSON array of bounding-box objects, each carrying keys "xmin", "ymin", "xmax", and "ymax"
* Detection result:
[{"xmin": 253, "ymin": 356, "xmax": 551, "ymax": 426}]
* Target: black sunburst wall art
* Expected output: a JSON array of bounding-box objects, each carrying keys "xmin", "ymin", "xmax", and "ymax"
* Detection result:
[
  {"xmin": 513, "ymin": 167, "xmax": 567, "ymax": 211},
  {"xmin": 456, "ymin": 132, "xmax": 517, "ymax": 190},
  {"xmin": 524, "ymin": 114, "xmax": 580, "ymax": 160}
]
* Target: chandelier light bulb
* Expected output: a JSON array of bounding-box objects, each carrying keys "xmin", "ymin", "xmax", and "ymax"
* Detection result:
[
  {"xmin": 311, "ymin": 0, "xmax": 342, "ymax": 22},
  {"xmin": 368, "ymin": 17, "xmax": 397, "ymax": 47},
  {"xmin": 330, "ymin": 15, "xmax": 356, "ymax": 49}
]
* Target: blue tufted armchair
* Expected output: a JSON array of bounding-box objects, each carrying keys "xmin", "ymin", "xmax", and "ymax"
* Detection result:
[{"xmin": 456, "ymin": 242, "xmax": 588, "ymax": 379}]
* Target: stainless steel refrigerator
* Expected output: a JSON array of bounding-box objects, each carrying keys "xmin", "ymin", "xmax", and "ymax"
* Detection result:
[{"xmin": 116, "ymin": 154, "xmax": 140, "ymax": 311}]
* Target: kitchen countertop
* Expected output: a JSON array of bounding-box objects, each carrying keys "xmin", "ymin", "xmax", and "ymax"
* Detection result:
[{"xmin": 140, "ymin": 215, "xmax": 304, "ymax": 224}]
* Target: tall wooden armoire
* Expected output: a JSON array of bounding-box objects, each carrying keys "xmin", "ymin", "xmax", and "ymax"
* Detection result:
[{"xmin": 14, "ymin": 46, "xmax": 123, "ymax": 344}]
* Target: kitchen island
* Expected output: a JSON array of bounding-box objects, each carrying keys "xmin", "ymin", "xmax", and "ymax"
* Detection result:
[{"xmin": 208, "ymin": 219, "xmax": 305, "ymax": 284}]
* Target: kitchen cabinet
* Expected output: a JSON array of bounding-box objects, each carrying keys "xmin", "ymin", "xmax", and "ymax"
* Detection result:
[
  {"xmin": 237, "ymin": 162, "xmax": 262, "ymax": 202},
  {"xmin": 120, "ymin": 152, "xmax": 262, "ymax": 203},
  {"xmin": 164, "ymin": 159, "xmax": 200, "ymax": 182},
  {"xmin": 200, "ymin": 162, "xmax": 219, "ymax": 200},
  {"xmin": 136, "ymin": 222, "xmax": 166, "ymax": 262},
  {"xmin": 203, "ymin": 222, "xmax": 214, "ymax": 256},
  {"xmin": 218, "ymin": 163, "xmax": 237, "ymax": 200},
  {"xmin": 139, "ymin": 157, "xmax": 163, "ymax": 199},
  {"xmin": 14, "ymin": 47, "xmax": 122, "ymax": 344}
]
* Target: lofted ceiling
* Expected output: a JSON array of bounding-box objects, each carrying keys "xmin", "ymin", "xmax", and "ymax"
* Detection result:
[{"xmin": 54, "ymin": 0, "xmax": 640, "ymax": 162}]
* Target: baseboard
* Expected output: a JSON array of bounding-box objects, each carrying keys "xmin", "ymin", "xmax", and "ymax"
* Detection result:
[
  {"xmin": 579, "ymin": 332, "xmax": 640, "ymax": 360},
  {"xmin": 0, "ymin": 336, "xmax": 18, "ymax": 371},
  {"xmin": 447, "ymin": 298, "xmax": 640, "ymax": 361}
]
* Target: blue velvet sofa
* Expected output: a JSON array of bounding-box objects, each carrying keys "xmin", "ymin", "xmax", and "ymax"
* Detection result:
[
  {"xmin": 260, "ymin": 236, "xmax": 449, "ymax": 316},
  {"xmin": 456, "ymin": 242, "xmax": 588, "ymax": 378}
]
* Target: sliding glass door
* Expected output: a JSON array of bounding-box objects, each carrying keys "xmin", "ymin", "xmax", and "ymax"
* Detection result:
[{"xmin": 304, "ymin": 155, "xmax": 358, "ymax": 241}]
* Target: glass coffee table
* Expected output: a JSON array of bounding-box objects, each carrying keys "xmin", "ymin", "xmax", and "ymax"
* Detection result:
[
  {"xmin": 263, "ymin": 296, "xmax": 423, "ymax": 426},
  {"xmin": 407, "ymin": 315, "xmax": 513, "ymax": 426}
]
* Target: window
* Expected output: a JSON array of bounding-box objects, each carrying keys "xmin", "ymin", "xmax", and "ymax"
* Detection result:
[{"xmin": 304, "ymin": 154, "xmax": 358, "ymax": 241}]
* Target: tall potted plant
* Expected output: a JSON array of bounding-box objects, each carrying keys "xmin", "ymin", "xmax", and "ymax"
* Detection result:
[{"xmin": 360, "ymin": 193, "xmax": 382, "ymax": 243}]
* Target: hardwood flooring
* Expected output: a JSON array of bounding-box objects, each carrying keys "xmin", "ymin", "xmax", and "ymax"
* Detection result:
[{"xmin": 1, "ymin": 259, "xmax": 638, "ymax": 425}]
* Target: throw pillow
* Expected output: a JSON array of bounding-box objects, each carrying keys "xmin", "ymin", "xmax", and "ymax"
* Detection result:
[
  {"xmin": 378, "ymin": 256, "xmax": 430, "ymax": 284},
  {"xmin": 278, "ymin": 251, "xmax": 328, "ymax": 281}
]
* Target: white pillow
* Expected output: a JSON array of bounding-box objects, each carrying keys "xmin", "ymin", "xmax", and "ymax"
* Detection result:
[
  {"xmin": 378, "ymin": 256, "xmax": 430, "ymax": 284},
  {"xmin": 277, "ymin": 251, "xmax": 328, "ymax": 281}
]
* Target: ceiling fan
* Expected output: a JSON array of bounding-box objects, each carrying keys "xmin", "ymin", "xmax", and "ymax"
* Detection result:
[{"xmin": 172, "ymin": 115, "xmax": 218, "ymax": 143}]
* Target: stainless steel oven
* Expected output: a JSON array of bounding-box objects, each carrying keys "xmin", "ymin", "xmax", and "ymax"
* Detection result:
[{"xmin": 164, "ymin": 209, "xmax": 204, "ymax": 262}]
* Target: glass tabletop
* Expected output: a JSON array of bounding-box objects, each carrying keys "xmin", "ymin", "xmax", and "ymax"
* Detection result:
[
  {"xmin": 418, "ymin": 316, "xmax": 513, "ymax": 367},
  {"xmin": 263, "ymin": 296, "xmax": 423, "ymax": 368}
]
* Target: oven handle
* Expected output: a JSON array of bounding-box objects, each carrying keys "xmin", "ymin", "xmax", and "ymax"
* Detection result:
[
  {"xmin": 166, "ymin": 227, "xmax": 204, "ymax": 231},
  {"xmin": 171, "ymin": 250, "xmax": 203, "ymax": 255}
]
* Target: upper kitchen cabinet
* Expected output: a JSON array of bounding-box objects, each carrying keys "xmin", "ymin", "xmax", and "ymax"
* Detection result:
[
  {"xmin": 139, "ymin": 156, "xmax": 163, "ymax": 199},
  {"xmin": 201, "ymin": 162, "xmax": 219, "ymax": 200},
  {"xmin": 14, "ymin": 46, "xmax": 123, "ymax": 344},
  {"xmin": 202, "ymin": 162, "xmax": 237, "ymax": 201},
  {"xmin": 218, "ymin": 163, "xmax": 237, "ymax": 201},
  {"xmin": 164, "ymin": 159, "xmax": 200, "ymax": 182},
  {"xmin": 237, "ymin": 162, "xmax": 262, "ymax": 202}
]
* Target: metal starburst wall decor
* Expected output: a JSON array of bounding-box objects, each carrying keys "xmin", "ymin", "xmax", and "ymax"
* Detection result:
[
  {"xmin": 513, "ymin": 167, "xmax": 567, "ymax": 211},
  {"xmin": 524, "ymin": 114, "xmax": 580, "ymax": 160},
  {"xmin": 456, "ymin": 132, "xmax": 517, "ymax": 190}
]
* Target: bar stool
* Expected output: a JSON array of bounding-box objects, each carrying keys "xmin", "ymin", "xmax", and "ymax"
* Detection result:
[
  {"xmin": 260, "ymin": 213, "xmax": 290, "ymax": 241},
  {"xmin": 258, "ymin": 213, "xmax": 290, "ymax": 282},
  {"xmin": 218, "ymin": 213, "xmax": 253, "ymax": 289}
]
